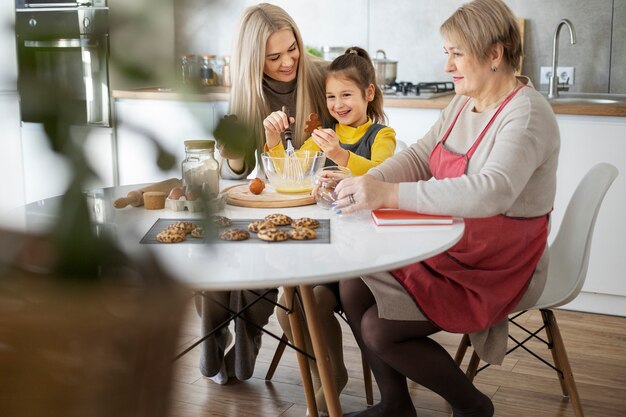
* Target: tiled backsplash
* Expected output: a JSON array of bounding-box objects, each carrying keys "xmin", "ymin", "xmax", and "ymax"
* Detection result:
[{"xmin": 176, "ymin": 0, "xmax": 625, "ymax": 94}]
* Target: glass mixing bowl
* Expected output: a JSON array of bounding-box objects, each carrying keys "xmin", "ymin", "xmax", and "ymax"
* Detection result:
[{"xmin": 261, "ymin": 150, "xmax": 326, "ymax": 194}]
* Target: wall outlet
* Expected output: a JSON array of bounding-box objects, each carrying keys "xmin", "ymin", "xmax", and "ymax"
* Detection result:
[{"xmin": 540, "ymin": 66, "xmax": 575, "ymax": 85}]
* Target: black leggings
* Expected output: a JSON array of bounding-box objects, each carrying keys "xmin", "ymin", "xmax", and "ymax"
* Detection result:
[{"xmin": 339, "ymin": 277, "xmax": 494, "ymax": 417}]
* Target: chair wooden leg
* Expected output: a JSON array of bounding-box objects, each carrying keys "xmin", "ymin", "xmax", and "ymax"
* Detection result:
[
  {"xmin": 454, "ymin": 334, "xmax": 471, "ymax": 366},
  {"xmin": 361, "ymin": 353, "xmax": 374, "ymax": 406},
  {"xmin": 541, "ymin": 309, "xmax": 585, "ymax": 417},
  {"xmin": 466, "ymin": 351, "xmax": 480, "ymax": 383},
  {"xmin": 265, "ymin": 333, "xmax": 289, "ymax": 381}
]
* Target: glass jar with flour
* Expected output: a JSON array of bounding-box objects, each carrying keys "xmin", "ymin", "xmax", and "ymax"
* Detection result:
[{"xmin": 181, "ymin": 140, "xmax": 219, "ymax": 198}]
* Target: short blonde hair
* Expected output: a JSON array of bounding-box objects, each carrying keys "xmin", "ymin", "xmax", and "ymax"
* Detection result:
[
  {"xmin": 440, "ymin": 0, "xmax": 522, "ymax": 72},
  {"xmin": 230, "ymin": 3, "xmax": 329, "ymax": 155}
]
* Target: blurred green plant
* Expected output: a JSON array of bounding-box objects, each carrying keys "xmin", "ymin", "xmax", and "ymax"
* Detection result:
[
  {"xmin": 305, "ymin": 45, "xmax": 323, "ymax": 58},
  {"xmin": 2, "ymin": 0, "xmax": 250, "ymax": 281}
]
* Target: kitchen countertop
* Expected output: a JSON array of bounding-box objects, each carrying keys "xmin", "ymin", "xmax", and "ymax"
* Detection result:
[
  {"xmin": 112, "ymin": 86, "xmax": 230, "ymax": 102},
  {"xmin": 112, "ymin": 87, "xmax": 626, "ymax": 117}
]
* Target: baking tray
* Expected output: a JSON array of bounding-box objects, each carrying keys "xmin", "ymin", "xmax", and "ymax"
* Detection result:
[{"xmin": 140, "ymin": 218, "xmax": 330, "ymax": 244}]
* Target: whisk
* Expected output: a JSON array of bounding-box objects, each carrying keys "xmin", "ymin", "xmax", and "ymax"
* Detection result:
[{"xmin": 281, "ymin": 106, "xmax": 304, "ymax": 184}]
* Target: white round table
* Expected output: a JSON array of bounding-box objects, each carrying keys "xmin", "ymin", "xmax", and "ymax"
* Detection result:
[{"xmin": 4, "ymin": 181, "xmax": 465, "ymax": 417}]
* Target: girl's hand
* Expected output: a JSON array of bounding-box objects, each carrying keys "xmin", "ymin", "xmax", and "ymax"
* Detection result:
[
  {"xmin": 263, "ymin": 111, "xmax": 294, "ymax": 149},
  {"xmin": 333, "ymin": 175, "xmax": 399, "ymax": 214},
  {"xmin": 312, "ymin": 128, "xmax": 348, "ymax": 166}
]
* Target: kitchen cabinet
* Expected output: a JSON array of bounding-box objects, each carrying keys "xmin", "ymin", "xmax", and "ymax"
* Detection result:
[
  {"xmin": 114, "ymin": 98, "xmax": 228, "ymax": 185},
  {"xmin": 0, "ymin": 93, "xmax": 25, "ymax": 214},
  {"xmin": 385, "ymin": 106, "xmax": 440, "ymax": 147},
  {"xmin": 20, "ymin": 124, "xmax": 114, "ymax": 204},
  {"xmin": 550, "ymin": 115, "xmax": 626, "ymax": 316}
]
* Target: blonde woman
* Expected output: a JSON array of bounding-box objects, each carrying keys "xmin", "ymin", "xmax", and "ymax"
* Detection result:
[
  {"xmin": 218, "ymin": 2, "xmax": 331, "ymax": 178},
  {"xmin": 197, "ymin": 3, "xmax": 331, "ymax": 386}
]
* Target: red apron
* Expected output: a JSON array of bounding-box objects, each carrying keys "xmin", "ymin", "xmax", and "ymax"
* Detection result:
[{"xmin": 391, "ymin": 85, "xmax": 549, "ymax": 333}]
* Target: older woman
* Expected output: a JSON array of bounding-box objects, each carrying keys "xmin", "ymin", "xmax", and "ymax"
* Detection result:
[{"xmin": 335, "ymin": 0, "xmax": 559, "ymax": 416}]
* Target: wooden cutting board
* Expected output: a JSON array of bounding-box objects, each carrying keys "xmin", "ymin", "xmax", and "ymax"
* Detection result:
[{"xmin": 224, "ymin": 184, "xmax": 315, "ymax": 208}]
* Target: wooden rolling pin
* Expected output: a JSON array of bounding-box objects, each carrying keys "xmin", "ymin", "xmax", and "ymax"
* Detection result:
[{"xmin": 113, "ymin": 178, "xmax": 182, "ymax": 209}]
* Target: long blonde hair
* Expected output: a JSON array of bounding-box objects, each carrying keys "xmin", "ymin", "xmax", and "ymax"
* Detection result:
[{"xmin": 229, "ymin": 3, "xmax": 329, "ymax": 159}]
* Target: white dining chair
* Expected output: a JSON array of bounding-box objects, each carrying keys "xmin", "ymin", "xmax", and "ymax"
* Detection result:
[
  {"xmin": 454, "ymin": 162, "xmax": 619, "ymax": 417},
  {"xmin": 394, "ymin": 139, "xmax": 408, "ymax": 154}
]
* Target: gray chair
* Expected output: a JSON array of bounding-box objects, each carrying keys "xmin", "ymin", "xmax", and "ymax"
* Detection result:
[{"xmin": 454, "ymin": 163, "xmax": 618, "ymax": 417}]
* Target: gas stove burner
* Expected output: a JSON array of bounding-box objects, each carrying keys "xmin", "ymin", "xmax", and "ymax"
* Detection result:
[
  {"xmin": 416, "ymin": 82, "xmax": 455, "ymax": 94},
  {"xmin": 382, "ymin": 81, "xmax": 455, "ymax": 99}
]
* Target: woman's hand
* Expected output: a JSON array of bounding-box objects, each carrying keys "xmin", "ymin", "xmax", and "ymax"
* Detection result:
[
  {"xmin": 312, "ymin": 128, "xmax": 349, "ymax": 166},
  {"xmin": 334, "ymin": 175, "xmax": 399, "ymax": 214},
  {"xmin": 263, "ymin": 110, "xmax": 294, "ymax": 149}
]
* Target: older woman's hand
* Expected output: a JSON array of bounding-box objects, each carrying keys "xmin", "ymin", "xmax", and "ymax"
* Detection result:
[{"xmin": 334, "ymin": 174, "xmax": 399, "ymax": 214}]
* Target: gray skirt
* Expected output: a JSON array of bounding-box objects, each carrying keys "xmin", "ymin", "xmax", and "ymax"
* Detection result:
[{"xmin": 360, "ymin": 249, "xmax": 548, "ymax": 365}]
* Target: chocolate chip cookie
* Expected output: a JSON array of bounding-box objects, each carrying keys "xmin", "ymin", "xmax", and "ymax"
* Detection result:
[
  {"xmin": 212, "ymin": 215, "xmax": 232, "ymax": 227},
  {"xmin": 191, "ymin": 227, "xmax": 205, "ymax": 238},
  {"xmin": 247, "ymin": 220, "xmax": 275, "ymax": 233},
  {"xmin": 218, "ymin": 228, "xmax": 250, "ymax": 241},
  {"xmin": 257, "ymin": 228, "xmax": 289, "ymax": 242},
  {"xmin": 264, "ymin": 213, "xmax": 292, "ymax": 226},
  {"xmin": 291, "ymin": 217, "xmax": 320, "ymax": 229},
  {"xmin": 156, "ymin": 229, "xmax": 186, "ymax": 243},
  {"xmin": 167, "ymin": 221, "xmax": 196, "ymax": 234},
  {"xmin": 288, "ymin": 227, "xmax": 318, "ymax": 240}
]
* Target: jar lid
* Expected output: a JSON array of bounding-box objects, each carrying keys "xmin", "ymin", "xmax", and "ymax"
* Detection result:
[
  {"xmin": 199, "ymin": 54, "xmax": 216, "ymax": 59},
  {"xmin": 184, "ymin": 140, "xmax": 215, "ymax": 150}
]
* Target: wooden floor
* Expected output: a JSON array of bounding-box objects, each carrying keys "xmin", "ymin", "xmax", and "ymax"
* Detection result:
[{"xmin": 171, "ymin": 299, "xmax": 626, "ymax": 417}]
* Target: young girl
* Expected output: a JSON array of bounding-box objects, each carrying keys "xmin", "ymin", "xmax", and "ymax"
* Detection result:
[
  {"xmin": 263, "ymin": 47, "xmax": 396, "ymax": 416},
  {"xmin": 263, "ymin": 46, "xmax": 396, "ymax": 175}
]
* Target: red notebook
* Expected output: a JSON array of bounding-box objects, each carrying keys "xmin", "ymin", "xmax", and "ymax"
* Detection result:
[{"xmin": 371, "ymin": 209, "xmax": 453, "ymax": 226}]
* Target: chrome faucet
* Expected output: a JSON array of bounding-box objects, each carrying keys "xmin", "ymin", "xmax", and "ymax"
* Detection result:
[{"xmin": 548, "ymin": 19, "xmax": 576, "ymax": 99}]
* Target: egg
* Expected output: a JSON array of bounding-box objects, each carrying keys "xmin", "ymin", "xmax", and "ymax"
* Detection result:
[
  {"xmin": 168, "ymin": 186, "xmax": 184, "ymax": 200},
  {"xmin": 185, "ymin": 187, "xmax": 200, "ymax": 201},
  {"xmin": 249, "ymin": 178, "xmax": 265, "ymax": 195}
]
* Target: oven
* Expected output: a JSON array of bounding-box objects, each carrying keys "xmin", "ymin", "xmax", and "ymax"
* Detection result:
[{"xmin": 15, "ymin": 0, "xmax": 110, "ymax": 126}]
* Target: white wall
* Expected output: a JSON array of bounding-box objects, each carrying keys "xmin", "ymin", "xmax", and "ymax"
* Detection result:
[
  {"xmin": 0, "ymin": 0, "xmax": 17, "ymax": 91},
  {"xmin": 176, "ymin": 0, "xmax": 626, "ymax": 94},
  {"xmin": 177, "ymin": 0, "xmax": 368, "ymax": 63},
  {"xmin": 0, "ymin": 1, "xmax": 25, "ymax": 214}
]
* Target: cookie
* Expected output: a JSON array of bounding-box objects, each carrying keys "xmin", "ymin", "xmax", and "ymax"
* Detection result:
[
  {"xmin": 291, "ymin": 217, "xmax": 320, "ymax": 229},
  {"xmin": 212, "ymin": 215, "xmax": 232, "ymax": 227},
  {"xmin": 265, "ymin": 213, "xmax": 292, "ymax": 226},
  {"xmin": 191, "ymin": 227, "xmax": 205, "ymax": 238},
  {"xmin": 218, "ymin": 228, "xmax": 250, "ymax": 241},
  {"xmin": 257, "ymin": 228, "xmax": 289, "ymax": 242},
  {"xmin": 248, "ymin": 220, "xmax": 275, "ymax": 233},
  {"xmin": 156, "ymin": 229, "xmax": 186, "ymax": 243},
  {"xmin": 167, "ymin": 221, "xmax": 196, "ymax": 234},
  {"xmin": 288, "ymin": 227, "xmax": 318, "ymax": 240},
  {"xmin": 304, "ymin": 112, "xmax": 322, "ymax": 136}
]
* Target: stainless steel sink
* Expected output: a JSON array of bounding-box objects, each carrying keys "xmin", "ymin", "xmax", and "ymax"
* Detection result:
[{"xmin": 543, "ymin": 92, "xmax": 626, "ymax": 105}]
